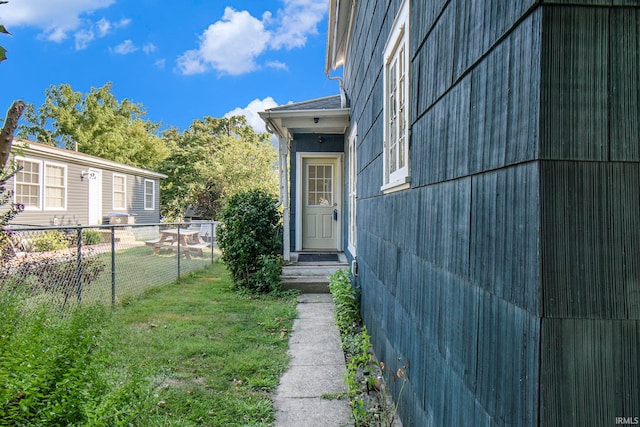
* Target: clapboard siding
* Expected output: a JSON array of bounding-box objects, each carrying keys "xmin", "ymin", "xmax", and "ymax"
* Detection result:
[
  {"xmin": 340, "ymin": 0, "xmax": 640, "ymax": 425},
  {"xmin": 8, "ymin": 143, "xmax": 163, "ymax": 226},
  {"xmin": 469, "ymin": 13, "xmax": 542, "ymax": 173},
  {"xmin": 541, "ymin": 161, "xmax": 640, "ymax": 319},
  {"xmin": 540, "ymin": 318, "xmax": 640, "ymax": 426},
  {"xmin": 610, "ymin": 8, "xmax": 640, "ymax": 160},
  {"xmin": 471, "ymin": 164, "xmax": 541, "ymax": 314},
  {"xmin": 415, "ymin": 179, "xmax": 470, "ymax": 276},
  {"xmin": 541, "ymin": 7, "xmax": 609, "ymax": 161},
  {"xmin": 412, "ymin": 77, "xmax": 471, "ymax": 187}
]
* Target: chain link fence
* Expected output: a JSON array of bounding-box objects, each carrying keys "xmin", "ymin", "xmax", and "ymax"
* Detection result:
[{"xmin": 1, "ymin": 221, "xmax": 219, "ymax": 312}]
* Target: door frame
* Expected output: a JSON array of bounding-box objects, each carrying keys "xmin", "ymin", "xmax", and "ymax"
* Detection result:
[
  {"xmin": 87, "ymin": 168, "xmax": 102, "ymax": 225},
  {"xmin": 295, "ymin": 152, "xmax": 343, "ymax": 252}
]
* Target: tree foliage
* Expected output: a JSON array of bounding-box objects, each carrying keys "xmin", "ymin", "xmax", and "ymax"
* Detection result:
[
  {"xmin": 159, "ymin": 116, "xmax": 278, "ymax": 220},
  {"xmin": 18, "ymin": 83, "xmax": 168, "ymax": 170},
  {"xmin": 0, "ymin": 1, "xmax": 9, "ymax": 64}
]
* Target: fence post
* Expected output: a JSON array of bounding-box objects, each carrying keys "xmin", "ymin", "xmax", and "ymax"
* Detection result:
[
  {"xmin": 76, "ymin": 227, "xmax": 83, "ymax": 303},
  {"xmin": 111, "ymin": 226, "xmax": 116, "ymax": 305},
  {"xmin": 177, "ymin": 224, "xmax": 181, "ymax": 282},
  {"xmin": 211, "ymin": 221, "xmax": 214, "ymax": 265}
]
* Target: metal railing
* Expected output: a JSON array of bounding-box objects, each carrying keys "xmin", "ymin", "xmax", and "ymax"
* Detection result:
[{"xmin": 1, "ymin": 221, "xmax": 219, "ymax": 312}]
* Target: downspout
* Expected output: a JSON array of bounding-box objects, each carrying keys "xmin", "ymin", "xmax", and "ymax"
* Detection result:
[
  {"xmin": 325, "ymin": 0, "xmax": 355, "ymax": 109},
  {"xmin": 279, "ymin": 137, "xmax": 291, "ymax": 262},
  {"xmin": 265, "ymin": 112, "xmax": 291, "ymax": 262},
  {"xmin": 327, "ymin": 73, "xmax": 346, "ymax": 109}
]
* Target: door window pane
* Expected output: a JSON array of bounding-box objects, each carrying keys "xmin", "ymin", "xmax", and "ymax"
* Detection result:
[{"xmin": 307, "ymin": 164, "xmax": 333, "ymax": 206}]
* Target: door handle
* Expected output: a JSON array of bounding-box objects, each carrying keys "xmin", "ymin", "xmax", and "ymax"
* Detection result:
[{"xmin": 333, "ymin": 209, "xmax": 338, "ymax": 221}]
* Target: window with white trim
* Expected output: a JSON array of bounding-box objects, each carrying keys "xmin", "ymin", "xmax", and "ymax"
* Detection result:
[
  {"xmin": 113, "ymin": 174, "xmax": 127, "ymax": 210},
  {"xmin": 382, "ymin": 0, "xmax": 410, "ymax": 193},
  {"xmin": 14, "ymin": 159, "xmax": 68, "ymax": 210},
  {"xmin": 144, "ymin": 179, "xmax": 154, "ymax": 210},
  {"xmin": 348, "ymin": 124, "xmax": 357, "ymax": 255},
  {"xmin": 43, "ymin": 163, "xmax": 66, "ymax": 210},
  {"xmin": 14, "ymin": 159, "xmax": 41, "ymax": 209}
]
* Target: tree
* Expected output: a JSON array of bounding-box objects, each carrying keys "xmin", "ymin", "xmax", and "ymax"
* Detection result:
[
  {"xmin": 18, "ymin": 83, "xmax": 168, "ymax": 170},
  {"xmin": 0, "ymin": 1, "xmax": 25, "ymax": 257},
  {"xmin": 159, "ymin": 116, "xmax": 278, "ymax": 220},
  {"xmin": 0, "ymin": 1, "xmax": 9, "ymax": 64},
  {"xmin": 0, "ymin": 100, "xmax": 24, "ymax": 169}
]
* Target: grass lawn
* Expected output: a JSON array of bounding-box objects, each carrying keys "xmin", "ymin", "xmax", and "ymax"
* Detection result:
[
  {"xmin": 100, "ymin": 262, "xmax": 298, "ymax": 426},
  {"xmin": 73, "ymin": 244, "xmax": 220, "ymax": 307}
]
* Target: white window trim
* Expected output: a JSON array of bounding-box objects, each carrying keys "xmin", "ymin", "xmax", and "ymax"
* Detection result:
[
  {"xmin": 14, "ymin": 157, "xmax": 69, "ymax": 211},
  {"xmin": 43, "ymin": 161, "xmax": 67, "ymax": 211},
  {"xmin": 381, "ymin": 0, "xmax": 411, "ymax": 194},
  {"xmin": 14, "ymin": 157, "xmax": 42, "ymax": 211},
  {"xmin": 112, "ymin": 173, "xmax": 127, "ymax": 211},
  {"xmin": 144, "ymin": 179, "xmax": 155, "ymax": 211},
  {"xmin": 348, "ymin": 123, "xmax": 358, "ymax": 256}
]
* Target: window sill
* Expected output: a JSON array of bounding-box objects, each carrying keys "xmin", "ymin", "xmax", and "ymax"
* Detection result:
[{"xmin": 381, "ymin": 177, "xmax": 411, "ymax": 194}]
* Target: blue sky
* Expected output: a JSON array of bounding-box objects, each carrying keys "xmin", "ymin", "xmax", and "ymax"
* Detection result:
[{"xmin": 0, "ymin": 0, "xmax": 338, "ymax": 133}]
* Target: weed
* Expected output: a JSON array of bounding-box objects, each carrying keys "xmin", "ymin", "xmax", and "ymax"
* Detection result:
[{"xmin": 329, "ymin": 269, "xmax": 404, "ymax": 426}]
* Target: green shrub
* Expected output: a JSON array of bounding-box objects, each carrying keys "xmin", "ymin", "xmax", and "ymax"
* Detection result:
[
  {"xmin": 253, "ymin": 254, "xmax": 283, "ymax": 293},
  {"xmin": 82, "ymin": 229, "xmax": 103, "ymax": 245},
  {"xmin": 32, "ymin": 230, "xmax": 68, "ymax": 252},
  {"xmin": 217, "ymin": 190, "xmax": 282, "ymax": 292},
  {"xmin": 328, "ymin": 269, "xmax": 361, "ymax": 336}
]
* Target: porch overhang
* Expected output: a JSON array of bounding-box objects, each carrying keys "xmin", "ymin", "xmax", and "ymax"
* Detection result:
[{"xmin": 259, "ymin": 107, "xmax": 350, "ymax": 140}]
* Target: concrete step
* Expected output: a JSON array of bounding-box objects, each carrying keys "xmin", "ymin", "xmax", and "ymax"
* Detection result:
[
  {"xmin": 282, "ymin": 264, "xmax": 348, "ymax": 276},
  {"xmin": 281, "ymin": 276, "xmax": 331, "ymax": 293},
  {"xmin": 281, "ymin": 257, "xmax": 349, "ymax": 293}
]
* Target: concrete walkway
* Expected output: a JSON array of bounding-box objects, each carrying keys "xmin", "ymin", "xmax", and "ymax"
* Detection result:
[{"xmin": 274, "ymin": 293, "xmax": 353, "ymax": 427}]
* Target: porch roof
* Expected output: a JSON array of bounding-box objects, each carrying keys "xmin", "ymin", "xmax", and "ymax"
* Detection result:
[{"xmin": 259, "ymin": 95, "xmax": 350, "ymax": 139}]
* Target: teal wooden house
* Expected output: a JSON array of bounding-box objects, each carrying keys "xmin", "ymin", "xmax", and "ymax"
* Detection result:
[{"xmin": 261, "ymin": 1, "xmax": 640, "ymax": 425}]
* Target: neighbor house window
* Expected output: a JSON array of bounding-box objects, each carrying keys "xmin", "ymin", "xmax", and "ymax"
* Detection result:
[
  {"xmin": 14, "ymin": 159, "xmax": 41, "ymax": 209},
  {"xmin": 43, "ymin": 163, "xmax": 66, "ymax": 210},
  {"xmin": 382, "ymin": 0, "xmax": 410, "ymax": 193},
  {"xmin": 144, "ymin": 179, "xmax": 154, "ymax": 210},
  {"xmin": 113, "ymin": 174, "xmax": 127, "ymax": 210},
  {"xmin": 348, "ymin": 124, "xmax": 357, "ymax": 255}
]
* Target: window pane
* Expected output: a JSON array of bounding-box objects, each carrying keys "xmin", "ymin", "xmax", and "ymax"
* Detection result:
[
  {"xmin": 307, "ymin": 164, "xmax": 333, "ymax": 206},
  {"xmin": 44, "ymin": 164, "xmax": 65, "ymax": 209},
  {"xmin": 144, "ymin": 180, "xmax": 154, "ymax": 209},
  {"xmin": 114, "ymin": 175, "xmax": 126, "ymax": 209},
  {"xmin": 15, "ymin": 160, "xmax": 41, "ymax": 208}
]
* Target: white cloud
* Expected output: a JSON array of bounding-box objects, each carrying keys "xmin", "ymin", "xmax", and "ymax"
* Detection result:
[
  {"xmin": 269, "ymin": 0, "xmax": 327, "ymax": 50},
  {"xmin": 96, "ymin": 17, "xmax": 129, "ymax": 37},
  {"xmin": 143, "ymin": 43, "xmax": 156, "ymax": 54},
  {"xmin": 154, "ymin": 58, "xmax": 166, "ymax": 70},
  {"xmin": 75, "ymin": 18, "xmax": 131, "ymax": 50},
  {"xmin": 225, "ymin": 97, "xmax": 279, "ymax": 133},
  {"xmin": 96, "ymin": 17, "xmax": 111, "ymax": 36},
  {"xmin": 74, "ymin": 29, "xmax": 95, "ymax": 50},
  {"xmin": 177, "ymin": 0, "xmax": 326, "ymax": 76},
  {"xmin": 111, "ymin": 39, "xmax": 137, "ymax": 55},
  {"xmin": 0, "ymin": 0, "xmax": 115, "ymax": 41},
  {"xmin": 266, "ymin": 60, "xmax": 288, "ymax": 71},
  {"xmin": 177, "ymin": 7, "xmax": 270, "ymax": 76}
]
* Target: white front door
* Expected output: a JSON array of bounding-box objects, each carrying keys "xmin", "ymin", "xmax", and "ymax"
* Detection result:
[
  {"xmin": 301, "ymin": 157, "xmax": 338, "ymax": 250},
  {"xmin": 87, "ymin": 169, "xmax": 102, "ymax": 225}
]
